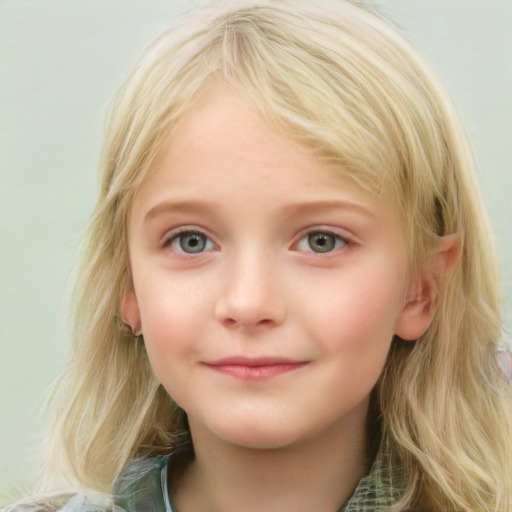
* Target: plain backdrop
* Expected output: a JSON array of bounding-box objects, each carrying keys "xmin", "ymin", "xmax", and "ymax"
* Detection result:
[{"xmin": 1, "ymin": 0, "xmax": 511, "ymax": 501}]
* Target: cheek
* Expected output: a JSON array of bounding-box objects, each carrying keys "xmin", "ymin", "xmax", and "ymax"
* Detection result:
[
  {"xmin": 137, "ymin": 269, "xmax": 212, "ymax": 329},
  {"xmin": 301, "ymin": 266, "xmax": 404, "ymax": 340},
  {"xmin": 134, "ymin": 275, "xmax": 213, "ymax": 375},
  {"xmin": 297, "ymin": 266, "xmax": 404, "ymax": 376}
]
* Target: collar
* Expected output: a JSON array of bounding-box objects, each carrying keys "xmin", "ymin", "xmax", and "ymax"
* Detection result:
[{"xmin": 112, "ymin": 443, "xmax": 406, "ymax": 512}]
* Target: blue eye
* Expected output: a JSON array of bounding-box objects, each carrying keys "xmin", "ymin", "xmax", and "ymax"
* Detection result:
[
  {"xmin": 169, "ymin": 231, "xmax": 216, "ymax": 254},
  {"xmin": 297, "ymin": 231, "xmax": 346, "ymax": 253}
]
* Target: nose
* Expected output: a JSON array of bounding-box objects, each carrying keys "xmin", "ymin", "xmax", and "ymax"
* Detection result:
[{"xmin": 214, "ymin": 250, "xmax": 286, "ymax": 330}]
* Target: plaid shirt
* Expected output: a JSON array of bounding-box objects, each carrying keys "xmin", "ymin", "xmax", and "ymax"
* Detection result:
[
  {"xmin": 341, "ymin": 445, "xmax": 406, "ymax": 511},
  {"xmin": 106, "ymin": 444, "xmax": 407, "ymax": 512}
]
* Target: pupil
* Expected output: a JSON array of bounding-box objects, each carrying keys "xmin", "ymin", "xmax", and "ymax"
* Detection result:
[
  {"xmin": 180, "ymin": 233, "xmax": 205, "ymax": 253},
  {"xmin": 309, "ymin": 233, "xmax": 334, "ymax": 253}
]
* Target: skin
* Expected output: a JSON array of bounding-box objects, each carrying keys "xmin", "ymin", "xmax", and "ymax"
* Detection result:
[{"xmin": 122, "ymin": 83, "xmax": 441, "ymax": 512}]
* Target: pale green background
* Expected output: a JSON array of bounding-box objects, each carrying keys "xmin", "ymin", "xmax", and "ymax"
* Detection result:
[{"xmin": 1, "ymin": 0, "xmax": 511, "ymax": 503}]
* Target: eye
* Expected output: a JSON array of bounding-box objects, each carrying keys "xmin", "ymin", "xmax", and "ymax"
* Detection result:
[
  {"xmin": 297, "ymin": 231, "xmax": 347, "ymax": 253},
  {"xmin": 167, "ymin": 230, "xmax": 216, "ymax": 254}
]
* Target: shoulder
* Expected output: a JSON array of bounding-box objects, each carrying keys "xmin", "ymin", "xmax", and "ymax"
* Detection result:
[
  {"xmin": 1, "ymin": 459, "xmax": 171, "ymax": 512},
  {"xmin": 57, "ymin": 494, "xmax": 115, "ymax": 512},
  {"xmin": 2, "ymin": 492, "xmax": 116, "ymax": 512}
]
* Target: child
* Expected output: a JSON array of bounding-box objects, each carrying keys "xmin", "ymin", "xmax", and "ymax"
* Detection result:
[{"xmin": 6, "ymin": 0, "xmax": 511, "ymax": 511}]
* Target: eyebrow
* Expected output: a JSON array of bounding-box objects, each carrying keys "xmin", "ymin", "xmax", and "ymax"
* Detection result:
[
  {"xmin": 278, "ymin": 199, "xmax": 376, "ymax": 219},
  {"xmin": 144, "ymin": 199, "xmax": 221, "ymax": 222},
  {"xmin": 143, "ymin": 197, "xmax": 376, "ymax": 223}
]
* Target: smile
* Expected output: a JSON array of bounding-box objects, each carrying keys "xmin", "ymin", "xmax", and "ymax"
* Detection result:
[{"xmin": 204, "ymin": 357, "xmax": 309, "ymax": 381}]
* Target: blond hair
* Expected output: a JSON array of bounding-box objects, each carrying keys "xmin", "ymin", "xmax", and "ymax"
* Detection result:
[{"xmin": 25, "ymin": 1, "xmax": 512, "ymax": 510}]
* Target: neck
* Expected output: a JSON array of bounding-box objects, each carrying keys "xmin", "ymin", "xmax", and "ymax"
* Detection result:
[{"xmin": 174, "ymin": 412, "xmax": 369, "ymax": 512}]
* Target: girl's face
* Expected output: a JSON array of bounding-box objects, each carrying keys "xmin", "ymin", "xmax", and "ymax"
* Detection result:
[{"xmin": 123, "ymin": 84, "xmax": 428, "ymax": 450}]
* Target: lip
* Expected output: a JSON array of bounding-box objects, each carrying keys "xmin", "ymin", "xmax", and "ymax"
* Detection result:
[{"xmin": 204, "ymin": 356, "xmax": 308, "ymax": 381}]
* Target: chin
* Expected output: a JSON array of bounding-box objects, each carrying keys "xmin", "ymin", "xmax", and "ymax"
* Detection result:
[{"xmin": 213, "ymin": 421, "xmax": 311, "ymax": 451}]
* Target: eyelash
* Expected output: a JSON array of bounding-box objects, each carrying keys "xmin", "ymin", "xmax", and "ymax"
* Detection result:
[
  {"xmin": 163, "ymin": 228, "xmax": 218, "ymax": 255},
  {"xmin": 295, "ymin": 230, "xmax": 349, "ymax": 254},
  {"xmin": 162, "ymin": 227, "xmax": 351, "ymax": 255}
]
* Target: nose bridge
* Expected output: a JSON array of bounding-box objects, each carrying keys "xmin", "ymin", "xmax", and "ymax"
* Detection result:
[{"xmin": 215, "ymin": 243, "xmax": 285, "ymax": 329}]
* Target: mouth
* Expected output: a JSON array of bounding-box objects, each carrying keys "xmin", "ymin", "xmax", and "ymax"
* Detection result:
[{"xmin": 203, "ymin": 356, "xmax": 309, "ymax": 381}]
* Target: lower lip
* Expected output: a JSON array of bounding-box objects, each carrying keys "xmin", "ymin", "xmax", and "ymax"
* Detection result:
[{"xmin": 206, "ymin": 362, "xmax": 307, "ymax": 381}]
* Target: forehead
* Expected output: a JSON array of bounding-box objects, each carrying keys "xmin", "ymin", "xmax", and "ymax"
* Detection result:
[{"xmin": 134, "ymin": 83, "xmax": 395, "ymax": 214}]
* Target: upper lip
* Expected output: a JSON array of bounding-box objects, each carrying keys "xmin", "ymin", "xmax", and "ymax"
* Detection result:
[{"xmin": 204, "ymin": 356, "xmax": 305, "ymax": 367}]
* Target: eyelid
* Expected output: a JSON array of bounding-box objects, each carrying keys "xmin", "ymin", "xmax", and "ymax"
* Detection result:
[
  {"xmin": 292, "ymin": 226, "xmax": 355, "ymax": 252},
  {"xmin": 161, "ymin": 225, "xmax": 219, "ymax": 250}
]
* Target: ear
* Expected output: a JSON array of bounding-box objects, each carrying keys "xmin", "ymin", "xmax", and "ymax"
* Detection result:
[
  {"xmin": 395, "ymin": 235, "xmax": 460, "ymax": 341},
  {"xmin": 121, "ymin": 287, "xmax": 141, "ymax": 332}
]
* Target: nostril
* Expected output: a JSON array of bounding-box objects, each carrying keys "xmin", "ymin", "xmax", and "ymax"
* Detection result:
[
  {"xmin": 223, "ymin": 318, "xmax": 238, "ymax": 328},
  {"xmin": 222, "ymin": 318, "xmax": 275, "ymax": 329},
  {"xmin": 214, "ymin": 276, "xmax": 286, "ymax": 329},
  {"xmin": 220, "ymin": 316, "xmax": 276, "ymax": 329}
]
